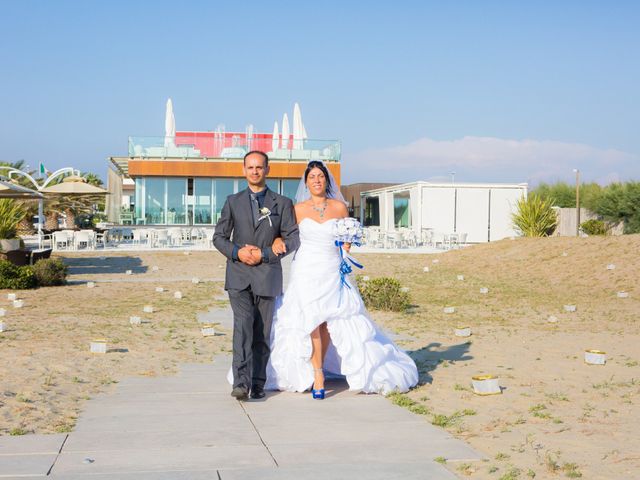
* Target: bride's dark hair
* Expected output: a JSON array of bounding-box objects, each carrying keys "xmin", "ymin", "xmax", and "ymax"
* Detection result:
[{"xmin": 304, "ymin": 161, "xmax": 332, "ymax": 197}]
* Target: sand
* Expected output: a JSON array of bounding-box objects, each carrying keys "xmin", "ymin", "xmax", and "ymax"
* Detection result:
[
  {"xmin": 1, "ymin": 236, "xmax": 639, "ymax": 479},
  {"xmin": 359, "ymin": 234, "xmax": 639, "ymax": 479}
]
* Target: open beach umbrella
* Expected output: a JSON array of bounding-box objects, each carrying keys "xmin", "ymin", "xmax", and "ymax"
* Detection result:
[
  {"xmin": 292, "ymin": 102, "xmax": 304, "ymax": 150},
  {"xmin": 41, "ymin": 175, "xmax": 108, "ymax": 195},
  {"xmin": 0, "ymin": 180, "xmax": 43, "ymax": 199},
  {"xmin": 164, "ymin": 98, "xmax": 175, "ymax": 148},
  {"xmin": 271, "ymin": 121, "xmax": 280, "ymax": 151},
  {"xmin": 281, "ymin": 113, "xmax": 290, "ymax": 149}
]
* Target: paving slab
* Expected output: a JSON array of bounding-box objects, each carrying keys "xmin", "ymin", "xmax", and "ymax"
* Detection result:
[
  {"xmin": 48, "ymin": 471, "xmax": 220, "ymax": 480},
  {"xmin": 0, "ymin": 453, "xmax": 58, "ymax": 477},
  {"xmin": 20, "ymin": 344, "xmax": 481, "ymax": 478},
  {"xmin": 198, "ymin": 308, "xmax": 233, "ymax": 329},
  {"xmin": 50, "ymin": 445, "xmax": 274, "ymax": 475},
  {"xmin": 0, "ymin": 434, "xmax": 66, "ymax": 455},
  {"xmin": 219, "ymin": 462, "xmax": 458, "ymax": 480}
]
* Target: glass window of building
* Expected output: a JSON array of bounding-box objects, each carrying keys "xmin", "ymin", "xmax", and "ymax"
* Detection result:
[
  {"xmin": 364, "ymin": 197, "xmax": 380, "ymax": 226},
  {"xmin": 282, "ymin": 179, "xmax": 299, "ymax": 201},
  {"xmin": 135, "ymin": 178, "xmax": 144, "ymax": 224},
  {"xmin": 194, "ymin": 178, "xmax": 213, "ymax": 224},
  {"xmin": 167, "ymin": 178, "xmax": 187, "ymax": 224},
  {"xmin": 145, "ymin": 178, "xmax": 165, "ymax": 224},
  {"xmin": 266, "ymin": 179, "xmax": 280, "ymax": 193},
  {"xmin": 394, "ymin": 193, "xmax": 410, "ymax": 228},
  {"xmin": 213, "ymin": 179, "xmax": 235, "ymax": 223}
]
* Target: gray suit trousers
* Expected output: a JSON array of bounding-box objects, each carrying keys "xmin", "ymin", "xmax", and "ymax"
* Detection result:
[{"xmin": 228, "ymin": 287, "xmax": 276, "ymax": 389}]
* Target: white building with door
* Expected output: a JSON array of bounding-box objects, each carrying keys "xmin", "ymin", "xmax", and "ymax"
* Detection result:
[{"xmin": 360, "ymin": 181, "xmax": 528, "ymax": 243}]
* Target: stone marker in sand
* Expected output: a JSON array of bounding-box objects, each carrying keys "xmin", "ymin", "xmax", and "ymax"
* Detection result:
[
  {"xmin": 13, "ymin": 300, "xmax": 23, "ymax": 308},
  {"xmin": 7, "ymin": 293, "xmax": 16, "ymax": 301},
  {"xmin": 125, "ymin": 270, "xmax": 132, "ymax": 275},
  {"xmin": 174, "ymin": 291, "xmax": 183, "ymax": 299},
  {"xmin": 129, "ymin": 316, "xmax": 141, "ymax": 325},
  {"xmin": 479, "ymin": 287, "xmax": 489, "ymax": 294},
  {"xmin": 617, "ymin": 291, "xmax": 629, "ymax": 298},
  {"xmin": 155, "ymin": 287, "xmax": 164, "ymax": 293},
  {"xmin": 455, "ymin": 326, "xmax": 472, "ymax": 337},
  {"xmin": 443, "ymin": 306, "xmax": 456, "ymax": 314},
  {"xmin": 457, "ymin": 275, "xmax": 464, "ymax": 281},
  {"xmin": 563, "ymin": 304, "xmax": 577, "ymax": 312},
  {"xmin": 472, "ymin": 375, "xmax": 501, "ymax": 395},
  {"xmin": 584, "ymin": 350, "xmax": 606, "ymax": 365},
  {"xmin": 87, "ymin": 282, "xmax": 95, "ymax": 288},
  {"xmin": 192, "ymin": 277, "xmax": 200, "ymax": 284},
  {"xmin": 606, "ymin": 264, "xmax": 616, "ymax": 270},
  {"xmin": 423, "ymin": 267, "xmax": 429, "ymax": 273},
  {"xmin": 143, "ymin": 305, "xmax": 154, "ymax": 313},
  {"xmin": 201, "ymin": 324, "xmax": 216, "ymax": 337},
  {"xmin": 90, "ymin": 339, "xmax": 107, "ymax": 354}
]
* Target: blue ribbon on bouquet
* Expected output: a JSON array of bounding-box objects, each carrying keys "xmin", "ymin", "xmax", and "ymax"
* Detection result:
[{"xmin": 335, "ymin": 240, "xmax": 363, "ymax": 306}]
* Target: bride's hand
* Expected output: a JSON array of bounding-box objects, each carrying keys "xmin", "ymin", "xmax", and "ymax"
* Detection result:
[
  {"xmin": 343, "ymin": 242, "xmax": 351, "ymax": 253},
  {"xmin": 272, "ymin": 237, "xmax": 286, "ymax": 255}
]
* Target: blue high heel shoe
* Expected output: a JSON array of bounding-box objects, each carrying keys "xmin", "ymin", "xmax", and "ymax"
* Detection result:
[{"xmin": 312, "ymin": 368, "xmax": 325, "ymax": 400}]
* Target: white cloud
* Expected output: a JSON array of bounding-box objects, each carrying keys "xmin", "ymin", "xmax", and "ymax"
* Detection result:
[{"xmin": 345, "ymin": 136, "xmax": 638, "ymax": 185}]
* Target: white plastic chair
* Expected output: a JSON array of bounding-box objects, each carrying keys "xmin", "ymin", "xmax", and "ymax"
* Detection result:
[
  {"xmin": 154, "ymin": 229, "xmax": 169, "ymax": 248},
  {"xmin": 168, "ymin": 228, "xmax": 183, "ymax": 246},
  {"xmin": 132, "ymin": 229, "xmax": 149, "ymax": 247},
  {"xmin": 52, "ymin": 231, "xmax": 72, "ymax": 250},
  {"xmin": 74, "ymin": 231, "xmax": 94, "ymax": 250}
]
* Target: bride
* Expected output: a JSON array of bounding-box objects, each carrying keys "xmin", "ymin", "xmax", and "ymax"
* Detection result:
[{"xmin": 265, "ymin": 161, "xmax": 419, "ymax": 399}]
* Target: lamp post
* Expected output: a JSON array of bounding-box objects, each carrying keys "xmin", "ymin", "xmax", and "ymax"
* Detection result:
[
  {"xmin": 450, "ymin": 171, "xmax": 456, "ymax": 185},
  {"xmin": 573, "ymin": 169, "xmax": 580, "ymax": 236}
]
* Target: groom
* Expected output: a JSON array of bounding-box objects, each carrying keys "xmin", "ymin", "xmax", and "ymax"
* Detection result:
[{"xmin": 213, "ymin": 151, "xmax": 300, "ymax": 400}]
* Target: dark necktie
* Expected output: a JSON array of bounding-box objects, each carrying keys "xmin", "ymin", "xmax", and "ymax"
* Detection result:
[{"xmin": 250, "ymin": 193, "xmax": 260, "ymax": 227}]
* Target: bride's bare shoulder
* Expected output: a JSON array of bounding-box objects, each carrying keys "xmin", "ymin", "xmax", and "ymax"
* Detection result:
[{"xmin": 327, "ymin": 199, "xmax": 348, "ymax": 216}]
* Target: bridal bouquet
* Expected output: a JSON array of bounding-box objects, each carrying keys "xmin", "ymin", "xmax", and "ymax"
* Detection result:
[
  {"xmin": 333, "ymin": 217, "xmax": 364, "ymax": 246},
  {"xmin": 333, "ymin": 218, "xmax": 364, "ymax": 304}
]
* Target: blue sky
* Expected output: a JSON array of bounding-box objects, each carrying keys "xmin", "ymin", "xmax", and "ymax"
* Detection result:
[{"xmin": 1, "ymin": 1, "xmax": 638, "ymax": 186}]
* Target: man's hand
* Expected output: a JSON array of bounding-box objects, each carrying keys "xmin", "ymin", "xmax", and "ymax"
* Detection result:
[
  {"xmin": 272, "ymin": 237, "xmax": 286, "ymax": 255},
  {"xmin": 238, "ymin": 245, "xmax": 261, "ymax": 265}
]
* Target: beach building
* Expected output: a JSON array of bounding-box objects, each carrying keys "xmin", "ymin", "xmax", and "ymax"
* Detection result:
[
  {"xmin": 360, "ymin": 181, "xmax": 528, "ymax": 243},
  {"xmin": 106, "ymin": 102, "xmax": 340, "ymax": 225}
]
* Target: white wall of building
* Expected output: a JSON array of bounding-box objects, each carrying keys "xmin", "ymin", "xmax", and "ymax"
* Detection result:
[{"xmin": 361, "ymin": 182, "xmax": 528, "ymax": 243}]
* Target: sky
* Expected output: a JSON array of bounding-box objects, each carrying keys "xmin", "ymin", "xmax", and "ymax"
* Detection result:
[{"xmin": 1, "ymin": 1, "xmax": 638, "ymax": 186}]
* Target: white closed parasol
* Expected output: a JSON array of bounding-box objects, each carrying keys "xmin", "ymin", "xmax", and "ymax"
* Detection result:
[{"xmin": 271, "ymin": 121, "xmax": 280, "ymax": 151}]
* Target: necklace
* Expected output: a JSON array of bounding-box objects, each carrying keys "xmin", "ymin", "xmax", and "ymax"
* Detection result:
[{"xmin": 311, "ymin": 200, "xmax": 328, "ymax": 218}]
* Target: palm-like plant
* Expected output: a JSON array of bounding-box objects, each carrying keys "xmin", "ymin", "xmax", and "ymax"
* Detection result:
[
  {"xmin": 511, "ymin": 193, "xmax": 558, "ymax": 237},
  {"xmin": 0, "ymin": 199, "xmax": 26, "ymax": 240}
]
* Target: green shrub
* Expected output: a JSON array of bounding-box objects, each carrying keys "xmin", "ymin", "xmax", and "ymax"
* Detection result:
[
  {"xmin": 0, "ymin": 260, "xmax": 37, "ymax": 289},
  {"xmin": 511, "ymin": 194, "xmax": 558, "ymax": 237},
  {"xmin": 32, "ymin": 258, "xmax": 68, "ymax": 286},
  {"xmin": 0, "ymin": 199, "xmax": 26, "ymax": 241},
  {"xmin": 356, "ymin": 276, "xmax": 410, "ymax": 312},
  {"xmin": 580, "ymin": 219, "xmax": 609, "ymax": 236}
]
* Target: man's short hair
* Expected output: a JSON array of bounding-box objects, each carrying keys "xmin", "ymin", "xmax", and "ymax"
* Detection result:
[{"xmin": 243, "ymin": 150, "xmax": 269, "ymax": 166}]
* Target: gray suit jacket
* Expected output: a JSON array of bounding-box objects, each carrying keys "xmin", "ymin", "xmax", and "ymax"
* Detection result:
[{"xmin": 213, "ymin": 187, "xmax": 300, "ymax": 297}]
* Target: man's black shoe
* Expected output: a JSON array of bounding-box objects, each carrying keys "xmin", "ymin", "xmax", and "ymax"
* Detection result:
[
  {"xmin": 231, "ymin": 386, "xmax": 249, "ymax": 400},
  {"xmin": 250, "ymin": 385, "xmax": 265, "ymax": 399}
]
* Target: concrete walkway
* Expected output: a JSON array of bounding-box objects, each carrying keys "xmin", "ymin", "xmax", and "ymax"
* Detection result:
[{"xmin": 1, "ymin": 355, "xmax": 482, "ymax": 479}]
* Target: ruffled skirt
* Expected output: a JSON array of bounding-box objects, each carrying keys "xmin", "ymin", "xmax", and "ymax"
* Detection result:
[{"xmin": 264, "ymin": 247, "xmax": 418, "ymax": 394}]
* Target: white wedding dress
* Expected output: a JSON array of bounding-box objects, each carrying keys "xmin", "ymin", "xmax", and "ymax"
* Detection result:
[{"xmin": 265, "ymin": 218, "xmax": 419, "ymax": 394}]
